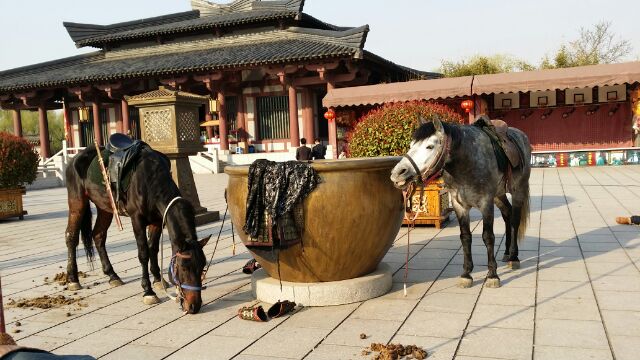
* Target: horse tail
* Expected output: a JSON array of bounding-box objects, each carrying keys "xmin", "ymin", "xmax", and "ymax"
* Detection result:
[
  {"xmin": 510, "ymin": 128, "xmax": 532, "ymax": 245},
  {"xmin": 67, "ymin": 147, "xmax": 96, "ymax": 266},
  {"xmin": 80, "ymin": 203, "xmax": 95, "ymax": 265},
  {"xmin": 518, "ymin": 182, "xmax": 530, "ymax": 244}
]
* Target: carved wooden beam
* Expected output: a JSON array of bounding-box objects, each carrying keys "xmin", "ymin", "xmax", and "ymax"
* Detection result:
[
  {"xmin": 265, "ymin": 65, "xmax": 300, "ymax": 77},
  {"xmin": 194, "ymin": 72, "xmax": 225, "ymax": 92},
  {"xmin": 159, "ymin": 75, "xmax": 189, "ymax": 88},
  {"xmin": 95, "ymin": 82, "xmax": 123, "ymax": 100},
  {"xmin": 16, "ymin": 91, "xmax": 53, "ymax": 107},
  {"xmin": 304, "ymin": 62, "xmax": 341, "ymax": 72},
  {"xmin": 69, "ymin": 86, "xmax": 93, "ymax": 102}
]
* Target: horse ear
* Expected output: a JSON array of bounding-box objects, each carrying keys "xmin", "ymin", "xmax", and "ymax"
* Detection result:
[
  {"xmin": 433, "ymin": 118, "xmax": 444, "ymax": 133},
  {"xmin": 198, "ymin": 234, "xmax": 212, "ymax": 248},
  {"xmin": 418, "ymin": 115, "xmax": 429, "ymax": 125}
]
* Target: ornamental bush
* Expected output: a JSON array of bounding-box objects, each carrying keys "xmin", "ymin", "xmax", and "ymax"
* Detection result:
[
  {"xmin": 346, "ymin": 101, "xmax": 464, "ymax": 158},
  {"xmin": 0, "ymin": 132, "xmax": 39, "ymax": 189}
]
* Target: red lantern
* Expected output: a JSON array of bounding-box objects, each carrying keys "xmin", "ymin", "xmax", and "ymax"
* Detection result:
[
  {"xmin": 324, "ymin": 108, "xmax": 336, "ymax": 122},
  {"xmin": 461, "ymin": 99, "xmax": 474, "ymax": 113}
]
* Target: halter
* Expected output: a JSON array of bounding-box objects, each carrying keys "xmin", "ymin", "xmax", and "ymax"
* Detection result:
[
  {"xmin": 403, "ymin": 134, "xmax": 451, "ymax": 185},
  {"xmin": 159, "ymin": 196, "xmax": 206, "ymax": 305}
]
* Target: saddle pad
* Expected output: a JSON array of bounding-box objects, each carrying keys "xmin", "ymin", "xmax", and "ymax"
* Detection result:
[{"xmin": 87, "ymin": 149, "xmax": 135, "ymax": 194}]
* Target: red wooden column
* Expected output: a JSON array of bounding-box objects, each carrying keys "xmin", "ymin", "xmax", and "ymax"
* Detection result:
[
  {"xmin": 326, "ymin": 82, "xmax": 338, "ymax": 159},
  {"xmin": 288, "ymin": 85, "xmax": 300, "ymax": 147},
  {"xmin": 12, "ymin": 110, "xmax": 22, "ymax": 138},
  {"xmin": 236, "ymin": 95, "xmax": 247, "ymax": 143},
  {"xmin": 93, "ymin": 101, "xmax": 102, "ymax": 146},
  {"xmin": 218, "ymin": 92, "xmax": 229, "ymax": 151},
  {"xmin": 62, "ymin": 104, "xmax": 73, "ymax": 147},
  {"xmin": 302, "ymin": 88, "xmax": 315, "ymax": 142},
  {"xmin": 121, "ymin": 99, "xmax": 130, "ymax": 135},
  {"xmin": 38, "ymin": 105, "xmax": 51, "ymax": 158}
]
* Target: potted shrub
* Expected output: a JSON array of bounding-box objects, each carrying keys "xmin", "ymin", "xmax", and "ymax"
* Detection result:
[
  {"xmin": 0, "ymin": 132, "xmax": 39, "ymax": 220},
  {"xmin": 347, "ymin": 101, "xmax": 464, "ymax": 228}
]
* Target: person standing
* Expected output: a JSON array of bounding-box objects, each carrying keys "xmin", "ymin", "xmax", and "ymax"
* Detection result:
[
  {"xmin": 311, "ymin": 139, "xmax": 326, "ymax": 160},
  {"xmin": 296, "ymin": 138, "xmax": 312, "ymax": 161}
]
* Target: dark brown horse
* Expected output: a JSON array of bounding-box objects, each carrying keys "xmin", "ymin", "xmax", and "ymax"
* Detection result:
[{"xmin": 64, "ymin": 143, "xmax": 210, "ymax": 314}]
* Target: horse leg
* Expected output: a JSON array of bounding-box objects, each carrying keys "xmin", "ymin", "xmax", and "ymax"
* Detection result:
[
  {"xmin": 93, "ymin": 208, "xmax": 123, "ymax": 287},
  {"xmin": 494, "ymin": 195, "xmax": 512, "ymax": 263},
  {"xmin": 131, "ymin": 217, "xmax": 160, "ymax": 305},
  {"xmin": 65, "ymin": 198, "xmax": 89, "ymax": 291},
  {"xmin": 147, "ymin": 224, "xmax": 166, "ymax": 291},
  {"xmin": 481, "ymin": 203, "xmax": 500, "ymax": 288},
  {"xmin": 452, "ymin": 200, "xmax": 473, "ymax": 288},
  {"xmin": 507, "ymin": 194, "xmax": 526, "ymax": 270}
]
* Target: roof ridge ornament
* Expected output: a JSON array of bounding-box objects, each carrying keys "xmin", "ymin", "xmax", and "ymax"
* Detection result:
[{"xmin": 192, "ymin": 0, "xmax": 304, "ymax": 17}]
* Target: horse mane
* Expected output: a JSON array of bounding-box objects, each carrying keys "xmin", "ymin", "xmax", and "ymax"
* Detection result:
[{"xmin": 412, "ymin": 120, "xmax": 461, "ymax": 144}]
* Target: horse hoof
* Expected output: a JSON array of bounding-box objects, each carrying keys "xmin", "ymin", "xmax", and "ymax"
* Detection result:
[
  {"xmin": 109, "ymin": 279, "xmax": 124, "ymax": 287},
  {"xmin": 508, "ymin": 261, "xmax": 521, "ymax": 270},
  {"xmin": 143, "ymin": 295, "xmax": 161, "ymax": 305},
  {"xmin": 501, "ymin": 254, "xmax": 510, "ymax": 262},
  {"xmin": 486, "ymin": 278, "xmax": 501, "ymax": 288},
  {"xmin": 458, "ymin": 277, "xmax": 473, "ymax": 288},
  {"xmin": 67, "ymin": 282, "xmax": 82, "ymax": 291},
  {"xmin": 153, "ymin": 280, "xmax": 169, "ymax": 291}
]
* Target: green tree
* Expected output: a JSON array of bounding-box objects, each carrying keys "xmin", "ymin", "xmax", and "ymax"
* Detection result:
[
  {"xmin": 0, "ymin": 109, "xmax": 65, "ymax": 153},
  {"xmin": 541, "ymin": 21, "xmax": 632, "ymax": 69},
  {"xmin": 440, "ymin": 54, "xmax": 534, "ymax": 77}
]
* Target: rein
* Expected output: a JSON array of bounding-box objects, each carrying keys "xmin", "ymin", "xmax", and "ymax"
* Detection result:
[
  {"xmin": 159, "ymin": 196, "xmax": 206, "ymax": 304},
  {"xmin": 403, "ymin": 134, "xmax": 451, "ymax": 186},
  {"xmin": 402, "ymin": 182, "xmax": 419, "ymax": 297}
]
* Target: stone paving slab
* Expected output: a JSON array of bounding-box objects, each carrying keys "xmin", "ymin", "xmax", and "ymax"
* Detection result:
[{"xmin": 2, "ymin": 167, "xmax": 640, "ymax": 359}]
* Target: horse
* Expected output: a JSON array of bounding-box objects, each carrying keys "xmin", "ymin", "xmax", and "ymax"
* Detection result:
[
  {"xmin": 64, "ymin": 143, "xmax": 211, "ymax": 314},
  {"xmin": 390, "ymin": 116, "xmax": 531, "ymax": 288}
]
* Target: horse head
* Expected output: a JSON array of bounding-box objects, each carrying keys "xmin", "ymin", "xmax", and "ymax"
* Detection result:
[
  {"xmin": 390, "ymin": 116, "xmax": 447, "ymax": 189},
  {"xmin": 171, "ymin": 234, "xmax": 211, "ymax": 314}
]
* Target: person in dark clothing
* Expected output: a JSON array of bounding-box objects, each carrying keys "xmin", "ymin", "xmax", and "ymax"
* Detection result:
[
  {"xmin": 616, "ymin": 216, "xmax": 640, "ymax": 225},
  {"xmin": 296, "ymin": 138, "xmax": 312, "ymax": 161},
  {"xmin": 311, "ymin": 139, "xmax": 326, "ymax": 160}
]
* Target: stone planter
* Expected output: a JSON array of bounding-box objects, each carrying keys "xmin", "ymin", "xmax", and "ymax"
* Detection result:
[
  {"xmin": 402, "ymin": 178, "xmax": 452, "ymax": 228},
  {"xmin": 226, "ymin": 157, "xmax": 404, "ymax": 283},
  {"xmin": 0, "ymin": 187, "xmax": 27, "ymax": 221}
]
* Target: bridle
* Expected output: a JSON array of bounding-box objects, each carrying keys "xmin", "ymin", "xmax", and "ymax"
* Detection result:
[
  {"xmin": 159, "ymin": 197, "xmax": 206, "ymax": 306},
  {"xmin": 403, "ymin": 134, "xmax": 451, "ymax": 186}
]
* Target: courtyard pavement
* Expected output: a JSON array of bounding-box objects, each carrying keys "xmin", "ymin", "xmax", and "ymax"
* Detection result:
[{"xmin": 1, "ymin": 166, "xmax": 640, "ymax": 360}]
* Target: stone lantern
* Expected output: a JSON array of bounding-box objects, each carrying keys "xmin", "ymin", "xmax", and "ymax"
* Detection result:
[{"xmin": 126, "ymin": 86, "xmax": 218, "ymax": 225}]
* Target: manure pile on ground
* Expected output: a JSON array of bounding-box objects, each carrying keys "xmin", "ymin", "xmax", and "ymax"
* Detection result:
[
  {"xmin": 363, "ymin": 343, "xmax": 428, "ymax": 360},
  {"xmin": 6, "ymin": 295, "xmax": 85, "ymax": 309},
  {"xmin": 44, "ymin": 271, "xmax": 88, "ymax": 285}
]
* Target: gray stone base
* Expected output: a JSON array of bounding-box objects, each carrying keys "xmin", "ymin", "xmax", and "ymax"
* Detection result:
[
  {"xmin": 251, "ymin": 263, "xmax": 392, "ymax": 306},
  {"xmin": 194, "ymin": 210, "xmax": 219, "ymax": 226}
]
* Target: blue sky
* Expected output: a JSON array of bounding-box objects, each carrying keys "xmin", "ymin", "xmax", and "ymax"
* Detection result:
[{"xmin": 1, "ymin": 0, "xmax": 639, "ymax": 72}]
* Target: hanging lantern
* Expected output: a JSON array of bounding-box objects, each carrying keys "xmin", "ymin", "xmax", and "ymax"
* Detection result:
[
  {"xmin": 461, "ymin": 99, "xmax": 474, "ymax": 113},
  {"xmin": 78, "ymin": 106, "xmax": 90, "ymax": 122},
  {"xmin": 208, "ymin": 97, "xmax": 219, "ymax": 114},
  {"xmin": 324, "ymin": 108, "xmax": 336, "ymax": 122}
]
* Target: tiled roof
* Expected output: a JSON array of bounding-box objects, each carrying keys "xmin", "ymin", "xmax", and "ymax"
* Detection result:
[
  {"xmin": 0, "ymin": 27, "xmax": 366, "ymax": 93},
  {"xmin": 65, "ymin": 0, "xmax": 305, "ymax": 48},
  {"xmin": 125, "ymin": 86, "xmax": 208, "ymax": 102}
]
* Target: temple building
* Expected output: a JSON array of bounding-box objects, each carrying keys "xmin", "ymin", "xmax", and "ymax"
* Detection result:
[{"xmin": 0, "ymin": 0, "xmax": 434, "ymax": 159}]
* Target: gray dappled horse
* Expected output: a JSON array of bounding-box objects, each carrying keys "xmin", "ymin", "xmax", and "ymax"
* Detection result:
[{"xmin": 390, "ymin": 117, "xmax": 531, "ymax": 288}]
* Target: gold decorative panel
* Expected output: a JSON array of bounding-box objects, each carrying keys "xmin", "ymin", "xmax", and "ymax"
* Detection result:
[
  {"xmin": 178, "ymin": 111, "xmax": 199, "ymax": 142},
  {"xmin": 143, "ymin": 109, "xmax": 172, "ymax": 142},
  {"xmin": 0, "ymin": 199, "xmax": 17, "ymax": 213}
]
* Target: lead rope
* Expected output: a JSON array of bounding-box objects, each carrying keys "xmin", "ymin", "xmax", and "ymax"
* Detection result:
[
  {"xmin": 402, "ymin": 182, "xmax": 419, "ymax": 297},
  {"xmin": 160, "ymin": 197, "xmax": 184, "ymax": 302},
  {"xmin": 202, "ymin": 204, "xmax": 228, "ymax": 280}
]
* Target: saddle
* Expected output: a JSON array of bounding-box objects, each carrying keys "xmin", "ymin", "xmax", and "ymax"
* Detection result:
[
  {"xmin": 488, "ymin": 119, "xmax": 521, "ymax": 169},
  {"xmin": 474, "ymin": 116, "xmax": 522, "ymax": 169},
  {"xmin": 106, "ymin": 134, "xmax": 146, "ymax": 210}
]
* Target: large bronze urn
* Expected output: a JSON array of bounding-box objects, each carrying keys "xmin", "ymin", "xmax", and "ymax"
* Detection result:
[{"xmin": 225, "ymin": 157, "xmax": 404, "ymax": 283}]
